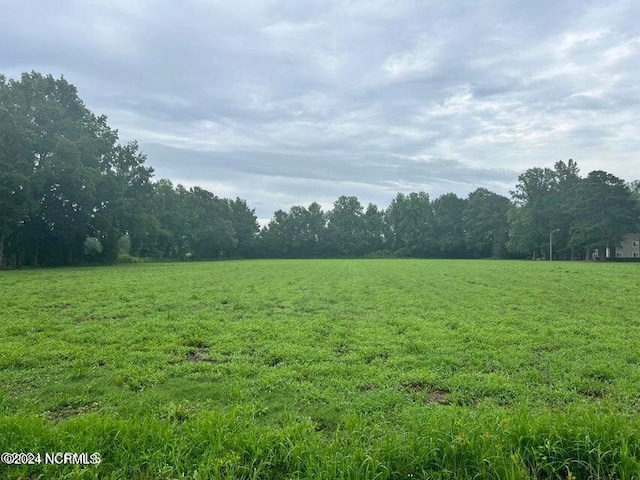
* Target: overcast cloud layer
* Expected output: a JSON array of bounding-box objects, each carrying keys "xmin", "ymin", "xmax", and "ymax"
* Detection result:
[{"xmin": 2, "ymin": 0, "xmax": 639, "ymax": 221}]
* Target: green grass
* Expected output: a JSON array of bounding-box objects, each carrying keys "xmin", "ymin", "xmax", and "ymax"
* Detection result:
[{"xmin": 0, "ymin": 259, "xmax": 639, "ymax": 478}]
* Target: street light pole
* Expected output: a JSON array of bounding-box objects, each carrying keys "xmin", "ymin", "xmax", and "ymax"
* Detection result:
[{"xmin": 549, "ymin": 229, "xmax": 560, "ymax": 261}]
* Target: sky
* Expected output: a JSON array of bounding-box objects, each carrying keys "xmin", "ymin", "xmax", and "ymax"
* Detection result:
[{"xmin": 2, "ymin": 0, "xmax": 639, "ymax": 222}]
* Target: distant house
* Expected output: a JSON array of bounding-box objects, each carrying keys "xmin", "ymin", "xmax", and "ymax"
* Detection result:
[
  {"xmin": 591, "ymin": 233, "xmax": 640, "ymax": 260},
  {"xmin": 615, "ymin": 233, "xmax": 640, "ymax": 259}
]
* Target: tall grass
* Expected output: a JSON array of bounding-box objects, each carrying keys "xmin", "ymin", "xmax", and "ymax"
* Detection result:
[{"xmin": 1, "ymin": 406, "xmax": 638, "ymax": 479}]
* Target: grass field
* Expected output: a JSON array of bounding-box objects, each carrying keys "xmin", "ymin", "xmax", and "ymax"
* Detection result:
[{"xmin": 1, "ymin": 259, "xmax": 639, "ymax": 479}]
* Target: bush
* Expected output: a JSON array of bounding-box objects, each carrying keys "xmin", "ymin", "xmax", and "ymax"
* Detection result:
[
  {"xmin": 115, "ymin": 253, "xmax": 151, "ymax": 264},
  {"xmin": 83, "ymin": 237, "xmax": 103, "ymax": 263},
  {"xmin": 83, "ymin": 237, "xmax": 103, "ymax": 255},
  {"xmin": 117, "ymin": 235, "xmax": 131, "ymax": 255},
  {"xmin": 362, "ymin": 250, "xmax": 399, "ymax": 259}
]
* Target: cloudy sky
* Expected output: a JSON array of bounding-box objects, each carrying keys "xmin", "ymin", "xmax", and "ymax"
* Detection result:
[{"xmin": 2, "ymin": 1, "xmax": 639, "ymax": 221}]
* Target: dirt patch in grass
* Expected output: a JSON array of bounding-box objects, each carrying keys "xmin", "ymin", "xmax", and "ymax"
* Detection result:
[
  {"xmin": 358, "ymin": 384, "xmax": 378, "ymax": 392},
  {"xmin": 425, "ymin": 389, "xmax": 451, "ymax": 404},
  {"xmin": 364, "ymin": 351, "xmax": 389, "ymax": 363},
  {"xmin": 184, "ymin": 342, "xmax": 231, "ymax": 364},
  {"xmin": 185, "ymin": 347, "xmax": 221, "ymax": 363},
  {"xmin": 186, "ymin": 348, "xmax": 207, "ymax": 362},
  {"xmin": 404, "ymin": 382, "xmax": 426, "ymax": 394},
  {"xmin": 403, "ymin": 383, "xmax": 451, "ymax": 404},
  {"xmin": 581, "ymin": 391, "xmax": 604, "ymax": 400},
  {"xmin": 45, "ymin": 401, "xmax": 100, "ymax": 421}
]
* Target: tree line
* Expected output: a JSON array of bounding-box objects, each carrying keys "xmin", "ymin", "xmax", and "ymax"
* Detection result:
[{"xmin": 1, "ymin": 73, "xmax": 639, "ymax": 267}]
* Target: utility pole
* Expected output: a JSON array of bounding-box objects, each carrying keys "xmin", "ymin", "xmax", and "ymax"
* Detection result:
[{"xmin": 549, "ymin": 229, "xmax": 560, "ymax": 261}]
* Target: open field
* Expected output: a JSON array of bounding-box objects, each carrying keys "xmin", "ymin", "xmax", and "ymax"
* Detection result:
[{"xmin": 1, "ymin": 259, "xmax": 639, "ymax": 479}]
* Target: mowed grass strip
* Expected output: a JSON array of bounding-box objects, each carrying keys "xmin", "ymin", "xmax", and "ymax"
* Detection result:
[{"xmin": 0, "ymin": 259, "xmax": 639, "ymax": 478}]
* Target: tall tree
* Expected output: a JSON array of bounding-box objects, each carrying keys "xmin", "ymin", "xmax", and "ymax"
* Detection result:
[
  {"xmin": 260, "ymin": 209, "xmax": 290, "ymax": 257},
  {"xmin": 305, "ymin": 202, "xmax": 328, "ymax": 257},
  {"xmin": 630, "ymin": 180, "xmax": 640, "ymax": 199},
  {"xmin": 149, "ymin": 180, "xmax": 191, "ymax": 259},
  {"xmin": 228, "ymin": 198, "xmax": 259, "ymax": 258},
  {"xmin": 508, "ymin": 167, "xmax": 557, "ymax": 259},
  {"xmin": 186, "ymin": 187, "xmax": 237, "ymax": 259},
  {"xmin": 0, "ymin": 74, "xmax": 36, "ymax": 265},
  {"xmin": 466, "ymin": 188, "xmax": 510, "ymax": 258},
  {"xmin": 630, "ymin": 180, "xmax": 640, "ymax": 228},
  {"xmin": 385, "ymin": 192, "xmax": 434, "ymax": 256},
  {"xmin": 0, "ymin": 72, "xmax": 118, "ymax": 265},
  {"xmin": 569, "ymin": 171, "xmax": 640, "ymax": 260},
  {"xmin": 362, "ymin": 203, "xmax": 386, "ymax": 254},
  {"xmin": 94, "ymin": 141, "xmax": 155, "ymax": 262},
  {"xmin": 432, "ymin": 193, "xmax": 468, "ymax": 258},
  {"xmin": 551, "ymin": 159, "xmax": 581, "ymax": 259},
  {"xmin": 258, "ymin": 203, "xmax": 327, "ymax": 258},
  {"xmin": 326, "ymin": 196, "xmax": 366, "ymax": 257}
]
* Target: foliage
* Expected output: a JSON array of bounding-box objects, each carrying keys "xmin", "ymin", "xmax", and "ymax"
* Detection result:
[
  {"xmin": 466, "ymin": 188, "xmax": 510, "ymax": 258},
  {"xmin": 0, "ymin": 72, "xmax": 116, "ymax": 266},
  {"xmin": 508, "ymin": 160, "xmax": 639, "ymax": 260},
  {"xmin": 0, "ymin": 73, "xmax": 259, "ymax": 266},
  {"xmin": 326, "ymin": 196, "xmax": 367, "ymax": 256},
  {"xmin": 259, "ymin": 203, "xmax": 326, "ymax": 258},
  {"xmin": 386, "ymin": 192, "xmax": 434, "ymax": 256},
  {"xmin": 568, "ymin": 171, "xmax": 639, "ymax": 257},
  {"xmin": 432, "ymin": 193, "xmax": 468, "ymax": 258},
  {"xmin": 2, "ymin": 72, "xmax": 639, "ymax": 265}
]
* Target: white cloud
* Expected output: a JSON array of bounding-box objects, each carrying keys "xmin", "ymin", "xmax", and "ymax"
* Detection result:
[{"xmin": 382, "ymin": 40, "xmax": 442, "ymax": 78}]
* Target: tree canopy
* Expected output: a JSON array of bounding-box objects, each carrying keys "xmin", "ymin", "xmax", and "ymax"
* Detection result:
[{"xmin": 1, "ymin": 73, "xmax": 639, "ymax": 266}]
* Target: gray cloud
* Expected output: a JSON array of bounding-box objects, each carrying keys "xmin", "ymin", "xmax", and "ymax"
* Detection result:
[
  {"xmin": 2, "ymin": 0, "xmax": 639, "ymax": 220},
  {"xmin": 142, "ymin": 144, "xmax": 517, "ymax": 220}
]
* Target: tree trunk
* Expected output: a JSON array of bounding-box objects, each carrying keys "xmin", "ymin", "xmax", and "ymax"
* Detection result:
[{"xmin": 30, "ymin": 242, "xmax": 40, "ymax": 266}]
